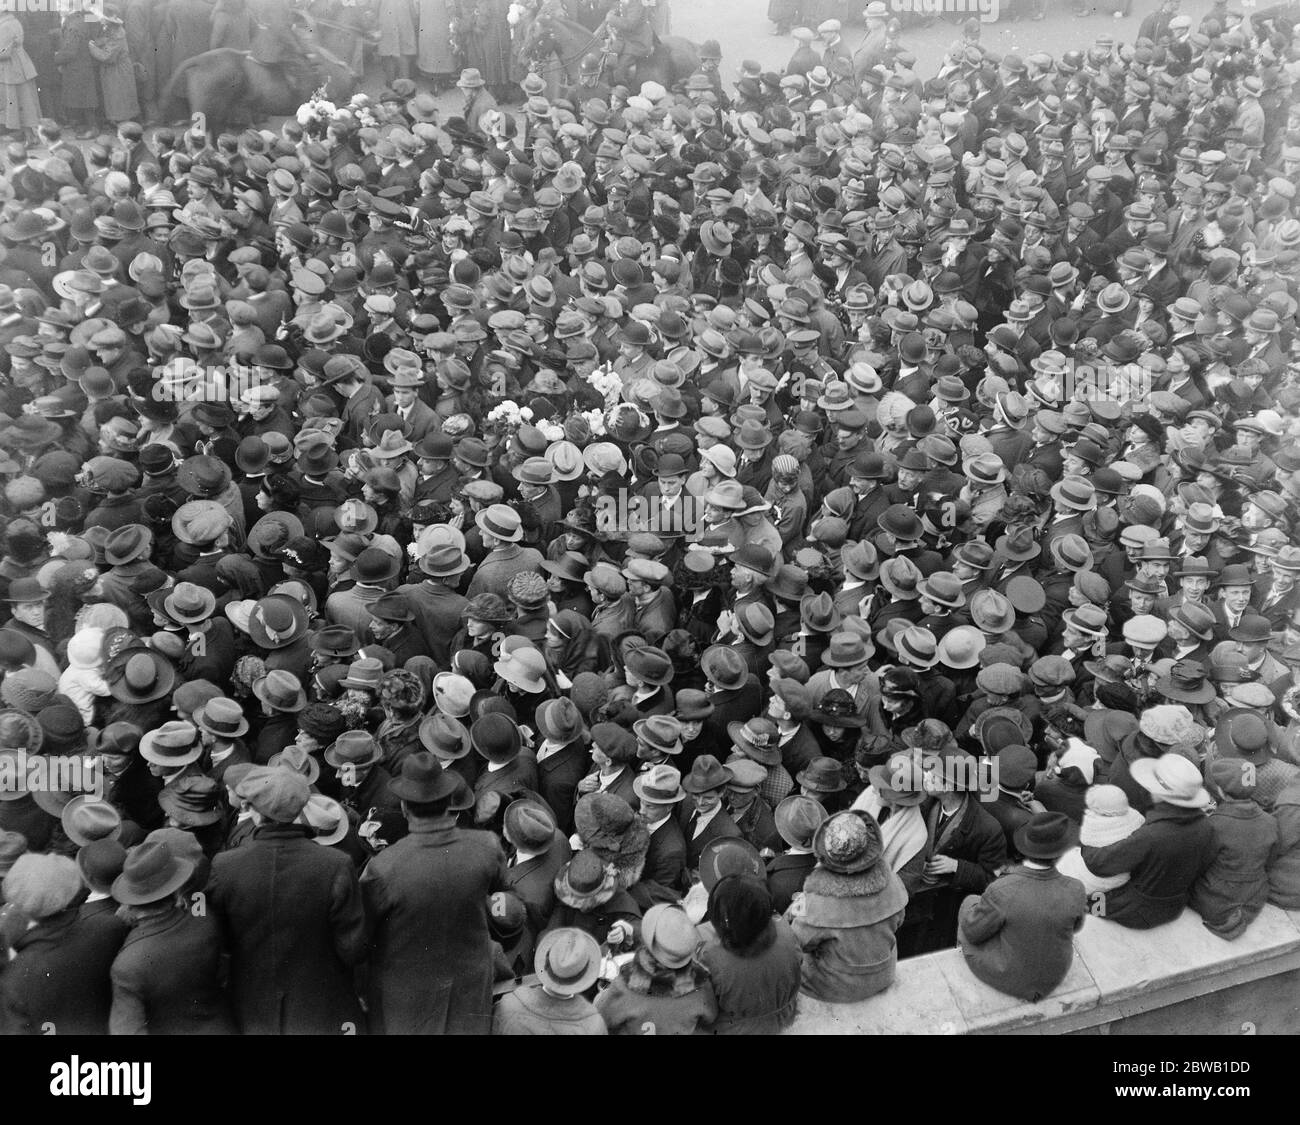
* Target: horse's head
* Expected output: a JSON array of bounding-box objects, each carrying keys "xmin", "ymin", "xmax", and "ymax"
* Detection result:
[{"xmin": 518, "ymin": 11, "xmax": 556, "ymax": 60}]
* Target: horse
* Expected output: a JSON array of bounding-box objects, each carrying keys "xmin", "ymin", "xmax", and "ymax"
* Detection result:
[
  {"xmin": 161, "ymin": 39, "xmax": 356, "ymax": 134},
  {"xmin": 517, "ymin": 12, "xmax": 698, "ymax": 93}
]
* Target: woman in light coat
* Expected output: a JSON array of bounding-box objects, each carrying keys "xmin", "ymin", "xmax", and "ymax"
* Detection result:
[{"xmin": 0, "ymin": 11, "xmax": 40, "ymax": 141}]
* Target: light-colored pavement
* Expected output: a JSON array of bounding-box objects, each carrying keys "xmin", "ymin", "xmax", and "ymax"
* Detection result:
[{"xmin": 398, "ymin": 0, "xmax": 1223, "ymax": 123}]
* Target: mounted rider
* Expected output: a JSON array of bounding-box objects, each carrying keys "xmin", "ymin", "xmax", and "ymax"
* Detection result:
[
  {"xmin": 249, "ymin": 1, "xmax": 318, "ymax": 96},
  {"xmin": 600, "ymin": 0, "xmax": 657, "ymax": 87}
]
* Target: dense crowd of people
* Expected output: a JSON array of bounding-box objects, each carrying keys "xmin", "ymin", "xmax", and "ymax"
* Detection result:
[{"xmin": 1, "ymin": 0, "xmax": 1300, "ymax": 1036}]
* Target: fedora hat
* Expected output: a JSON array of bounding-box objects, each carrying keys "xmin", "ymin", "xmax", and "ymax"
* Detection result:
[
  {"xmin": 163, "ymin": 581, "xmax": 216, "ymax": 625},
  {"xmin": 633, "ymin": 763, "xmax": 687, "ymax": 805},
  {"xmin": 1013, "ymin": 811, "xmax": 1079, "ymax": 860},
  {"xmin": 475, "ymin": 503, "xmax": 523, "ymax": 543},
  {"xmin": 111, "ymin": 842, "xmax": 196, "ymax": 906},
  {"xmin": 139, "ymin": 720, "xmax": 202, "ymax": 768},
  {"xmin": 387, "ymin": 751, "xmax": 460, "ymax": 804},
  {"xmin": 877, "ymin": 556, "xmax": 921, "ymax": 600},
  {"xmin": 821, "ymin": 631, "xmax": 873, "ymax": 668},
  {"xmin": 415, "ymin": 540, "xmax": 470, "ymax": 578},
  {"xmin": 867, "ymin": 757, "xmax": 927, "ymax": 807},
  {"xmin": 252, "ymin": 669, "xmax": 307, "ymax": 712},
  {"xmin": 702, "ymin": 645, "xmax": 748, "ymax": 691},
  {"xmin": 246, "ymin": 595, "xmax": 309, "ymax": 651},
  {"xmin": 471, "ymin": 713, "xmax": 522, "ymax": 765},
  {"xmin": 995, "ymin": 525, "xmax": 1041, "ymax": 562},
  {"xmin": 937, "ymin": 625, "xmax": 986, "ymax": 670},
  {"xmin": 919, "ymin": 571, "xmax": 965, "ymax": 608},
  {"xmin": 535, "ymin": 697, "xmax": 586, "ymax": 747},
  {"xmin": 534, "ymin": 928, "xmax": 602, "ymax": 996},
  {"xmin": 1128, "ymin": 753, "xmax": 1211, "ymax": 809},
  {"xmin": 194, "ymin": 697, "xmax": 249, "ymax": 740},
  {"xmin": 633, "ymin": 715, "xmax": 684, "ymax": 759},
  {"xmin": 683, "ymin": 754, "xmax": 734, "ymax": 794},
  {"xmin": 324, "ymin": 731, "xmax": 383, "ymax": 770},
  {"xmin": 1154, "ymin": 660, "xmax": 1215, "ymax": 705},
  {"xmin": 418, "ymin": 713, "xmax": 471, "ymax": 761},
  {"xmin": 158, "ymin": 774, "xmax": 225, "ymax": 827},
  {"xmin": 640, "ymin": 903, "xmax": 699, "ymax": 969},
  {"xmin": 60, "ymin": 795, "xmax": 122, "ymax": 848}
]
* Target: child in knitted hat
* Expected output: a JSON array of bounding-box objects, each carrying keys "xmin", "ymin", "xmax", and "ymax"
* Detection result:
[
  {"xmin": 1056, "ymin": 785, "xmax": 1145, "ymax": 895},
  {"xmin": 58, "ymin": 627, "xmax": 112, "ymax": 725}
]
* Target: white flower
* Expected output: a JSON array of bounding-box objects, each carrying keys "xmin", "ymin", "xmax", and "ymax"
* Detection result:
[{"xmin": 519, "ymin": 406, "xmax": 534, "ymax": 421}]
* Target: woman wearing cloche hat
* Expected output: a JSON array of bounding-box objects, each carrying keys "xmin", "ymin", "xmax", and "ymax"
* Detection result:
[{"xmin": 784, "ymin": 809, "xmax": 908, "ymax": 1004}]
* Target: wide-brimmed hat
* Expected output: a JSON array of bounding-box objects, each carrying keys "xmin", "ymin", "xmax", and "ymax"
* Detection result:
[
  {"xmin": 389, "ymin": 751, "xmax": 461, "ymax": 803},
  {"xmin": 877, "ymin": 556, "xmax": 921, "ymax": 600},
  {"xmin": 867, "ymin": 757, "xmax": 927, "ymax": 807},
  {"xmin": 1013, "ymin": 811, "xmax": 1080, "ymax": 860},
  {"xmin": 471, "ymin": 712, "xmax": 522, "ymax": 765},
  {"xmin": 158, "ymin": 774, "xmax": 225, "ymax": 827},
  {"xmin": 727, "ymin": 718, "xmax": 782, "ymax": 767},
  {"xmin": 247, "ymin": 595, "xmax": 309, "ymax": 650},
  {"xmin": 111, "ymin": 841, "xmax": 196, "ymax": 906},
  {"xmin": 1154, "ymin": 659, "xmax": 1215, "ymax": 705},
  {"xmin": 534, "ymin": 927, "xmax": 602, "ymax": 996},
  {"xmin": 162, "ymin": 581, "xmax": 216, "ymax": 625},
  {"xmin": 252, "ymin": 669, "xmax": 307, "ymax": 712},
  {"xmin": 60, "ymin": 795, "xmax": 122, "ymax": 847},
  {"xmin": 633, "ymin": 762, "xmax": 686, "ymax": 804},
  {"xmin": 139, "ymin": 720, "xmax": 202, "ymax": 768},
  {"xmin": 1129, "ymin": 753, "xmax": 1210, "ymax": 809},
  {"xmin": 797, "ymin": 757, "xmax": 848, "ymax": 794},
  {"xmin": 640, "ymin": 903, "xmax": 699, "ymax": 969},
  {"xmin": 106, "ymin": 648, "xmax": 176, "ymax": 704},
  {"xmin": 624, "ymin": 645, "xmax": 674, "ymax": 687},
  {"xmin": 820, "ymin": 632, "xmax": 873, "ymax": 669},
  {"xmin": 701, "ymin": 645, "xmax": 748, "ymax": 691},
  {"xmin": 324, "ymin": 730, "xmax": 383, "ymax": 770}
]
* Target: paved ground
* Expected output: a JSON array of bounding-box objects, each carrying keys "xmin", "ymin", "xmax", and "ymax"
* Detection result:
[{"xmin": 387, "ymin": 0, "xmax": 1222, "ymax": 121}]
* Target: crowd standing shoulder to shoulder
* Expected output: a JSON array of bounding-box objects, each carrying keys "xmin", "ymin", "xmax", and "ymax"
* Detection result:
[{"xmin": 2, "ymin": 0, "xmax": 1300, "ymax": 1035}]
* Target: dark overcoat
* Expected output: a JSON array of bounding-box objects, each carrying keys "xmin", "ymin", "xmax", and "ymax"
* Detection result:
[
  {"xmin": 208, "ymin": 823, "xmax": 367, "ymax": 1034},
  {"xmin": 110, "ymin": 906, "xmax": 236, "ymax": 1035},
  {"xmin": 360, "ymin": 818, "xmax": 508, "ymax": 1035}
]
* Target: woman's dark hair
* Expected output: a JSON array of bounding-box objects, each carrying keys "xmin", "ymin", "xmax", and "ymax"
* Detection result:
[{"xmin": 710, "ymin": 875, "xmax": 775, "ymax": 955}]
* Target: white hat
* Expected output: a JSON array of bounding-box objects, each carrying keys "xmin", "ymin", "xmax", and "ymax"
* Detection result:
[
  {"xmin": 1129, "ymin": 753, "xmax": 1211, "ymax": 809},
  {"xmin": 701, "ymin": 444, "xmax": 737, "ymax": 477},
  {"xmin": 1079, "ymin": 785, "xmax": 1146, "ymax": 846},
  {"xmin": 1057, "ymin": 741, "xmax": 1100, "ymax": 784}
]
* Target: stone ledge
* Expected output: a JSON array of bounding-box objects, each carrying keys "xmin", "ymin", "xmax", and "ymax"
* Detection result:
[{"xmin": 786, "ymin": 905, "xmax": 1300, "ymax": 1035}]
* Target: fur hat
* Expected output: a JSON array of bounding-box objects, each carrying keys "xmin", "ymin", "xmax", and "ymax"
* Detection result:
[{"xmin": 573, "ymin": 792, "xmax": 648, "ymax": 890}]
